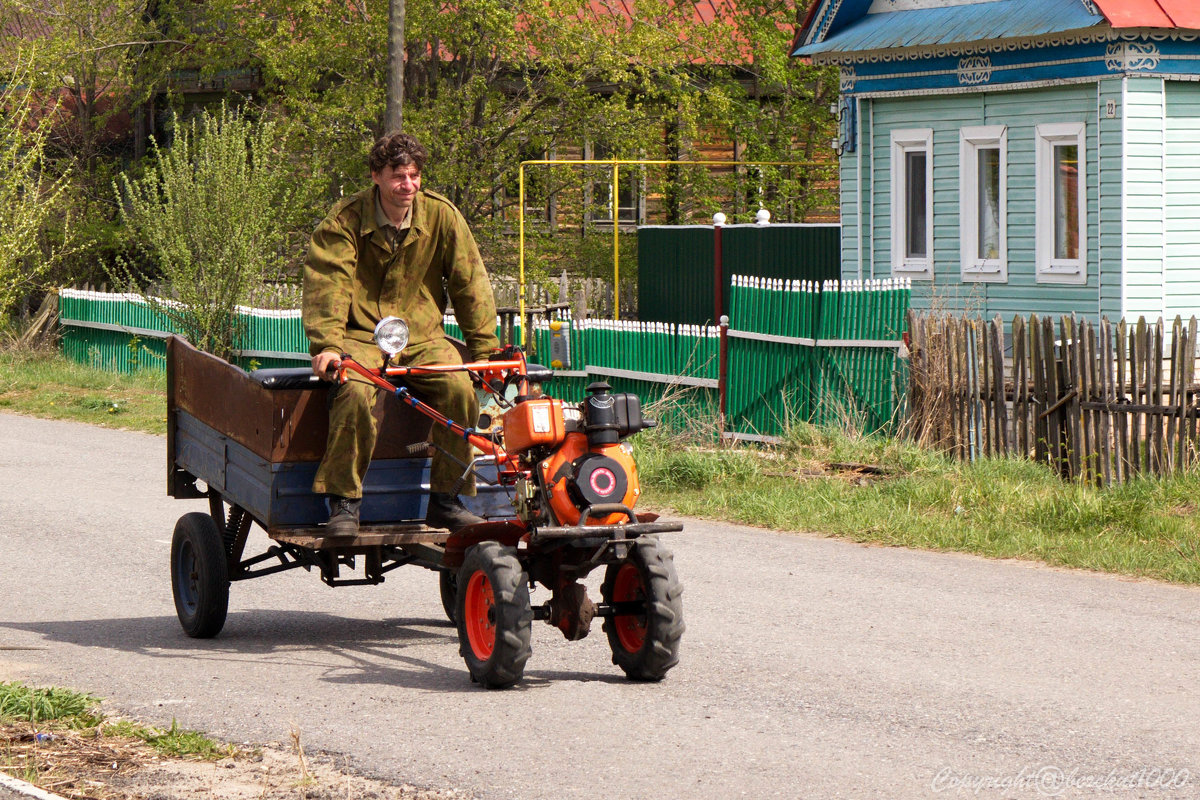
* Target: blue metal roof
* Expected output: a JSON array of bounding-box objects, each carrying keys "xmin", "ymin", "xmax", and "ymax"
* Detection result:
[{"xmin": 794, "ymin": 0, "xmax": 1106, "ymax": 57}]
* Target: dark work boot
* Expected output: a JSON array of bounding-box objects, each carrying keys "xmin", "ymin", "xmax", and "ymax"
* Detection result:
[
  {"xmin": 425, "ymin": 493, "xmax": 484, "ymax": 531},
  {"xmin": 325, "ymin": 496, "xmax": 361, "ymax": 536}
]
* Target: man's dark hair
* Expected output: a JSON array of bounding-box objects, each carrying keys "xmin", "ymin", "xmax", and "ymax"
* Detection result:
[{"xmin": 369, "ymin": 132, "xmax": 428, "ymax": 173}]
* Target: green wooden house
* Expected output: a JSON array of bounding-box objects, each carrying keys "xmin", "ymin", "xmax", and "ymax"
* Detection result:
[{"xmin": 793, "ymin": 0, "xmax": 1200, "ymax": 322}]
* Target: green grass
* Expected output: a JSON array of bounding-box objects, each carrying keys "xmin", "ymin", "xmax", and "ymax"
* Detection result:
[
  {"xmin": 634, "ymin": 420, "xmax": 1200, "ymax": 585},
  {"xmin": 0, "ymin": 682, "xmax": 102, "ymax": 728},
  {"xmin": 103, "ymin": 719, "xmax": 238, "ymax": 759},
  {"xmin": 0, "ymin": 349, "xmax": 167, "ymax": 434},
  {"xmin": 0, "ymin": 681, "xmax": 235, "ymax": 761}
]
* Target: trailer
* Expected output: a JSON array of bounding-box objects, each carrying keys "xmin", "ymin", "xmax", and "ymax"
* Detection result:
[{"xmin": 165, "ymin": 334, "xmax": 684, "ymax": 687}]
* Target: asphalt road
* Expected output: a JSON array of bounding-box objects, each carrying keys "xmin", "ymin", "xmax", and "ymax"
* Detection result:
[{"xmin": 2, "ymin": 412, "xmax": 1199, "ymax": 799}]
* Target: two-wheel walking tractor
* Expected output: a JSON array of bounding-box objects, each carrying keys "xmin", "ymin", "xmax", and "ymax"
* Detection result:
[{"xmin": 166, "ymin": 324, "xmax": 684, "ymax": 688}]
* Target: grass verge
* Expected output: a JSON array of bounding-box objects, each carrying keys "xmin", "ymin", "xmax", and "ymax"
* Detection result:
[
  {"xmin": 0, "ymin": 681, "xmax": 444, "ymax": 799},
  {"xmin": 0, "ymin": 681, "xmax": 237, "ymax": 795},
  {"xmin": 0, "ymin": 350, "xmax": 166, "ymax": 435},
  {"xmin": 634, "ymin": 418, "xmax": 1200, "ymax": 586}
]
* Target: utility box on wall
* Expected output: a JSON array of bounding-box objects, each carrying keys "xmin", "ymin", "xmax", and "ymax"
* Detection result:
[{"xmin": 637, "ymin": 223, "xmax": 840, "ymax": 325}]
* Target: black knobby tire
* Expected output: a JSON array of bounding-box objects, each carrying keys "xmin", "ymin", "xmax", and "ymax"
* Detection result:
[
  {"xmin": 438, "ymin": 569, "xmax": 458, "ymax": 624},
  {"xmin": 170, "ymin": 512, "xmax": 230, "ymax": 638},
  {"xmin": 601, "ymin": 537, "xmax": 684, "ymax": 681},
  {"xmin": 455, "ymin": 542, "xmax": 532, "ymax": 689}
]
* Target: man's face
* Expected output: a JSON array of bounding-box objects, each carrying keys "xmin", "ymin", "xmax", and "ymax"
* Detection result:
[{"xmin": 372, "ymin": 163, "xmax": 422, "ymax": 213}]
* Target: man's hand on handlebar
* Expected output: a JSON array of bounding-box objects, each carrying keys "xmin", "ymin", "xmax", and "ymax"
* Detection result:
[{"xmin": 312, "ymin": 351, "xmax": 342, "ymax": 380}]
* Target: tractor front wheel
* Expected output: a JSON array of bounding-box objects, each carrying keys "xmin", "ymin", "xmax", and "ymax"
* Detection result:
[
  {"xmin": 601, "ymin": 538, "xmax": 684, "ymax": 681},
  {"xmin": 455, "ymin": 542, "xmax": 532, "ymax": 689}
]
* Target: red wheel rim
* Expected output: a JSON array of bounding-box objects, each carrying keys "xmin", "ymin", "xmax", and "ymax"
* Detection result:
[
  {"xmin": 464, "ymin": 571, "xmax": 496, "ymax": 659},
  {"xmin": 612, "ymin": 563, "xmax": 647, "ymax": 653}
]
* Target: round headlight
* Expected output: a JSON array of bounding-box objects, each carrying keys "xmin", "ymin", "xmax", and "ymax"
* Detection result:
[{"xmin": 374, "ymin": 316, "xmax": 410, "ymax": 356}]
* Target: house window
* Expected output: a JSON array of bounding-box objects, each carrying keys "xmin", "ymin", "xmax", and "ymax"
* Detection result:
[
  {"xmin": 1036, "ymin": 123, "xmax": 1087, "ymax": 285},
  {"xmin": 498, "ymin": 145, "xmax": 556, "ymax": 229},
  {"xmin": 960, "ymin": 126, "xmax": 1007, "ymax": 282},
  {"xmin": 586, "ymin": 142, "xmax": 643, "ymax": 227},
  {"xmin": 891, "ymin": 129, "xmax": 933, "ymax": 278}
]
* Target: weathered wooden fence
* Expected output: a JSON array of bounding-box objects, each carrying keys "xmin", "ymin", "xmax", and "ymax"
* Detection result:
[{"xmin": 907, "ymin": 312, "xmax": 1200, "ymax": 485}]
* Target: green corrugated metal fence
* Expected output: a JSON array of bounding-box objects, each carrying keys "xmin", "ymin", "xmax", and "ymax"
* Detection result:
[
  {"xmin": 722, "ymin": 225, "xmax": 841, "ymax": 284},
  {"xmin": 637, "ymin": 226, "xmax": 722, "ymax": 326},
  {"xmin": 637, "ymin": 223, "xmax": 841, "ymax": 325}
]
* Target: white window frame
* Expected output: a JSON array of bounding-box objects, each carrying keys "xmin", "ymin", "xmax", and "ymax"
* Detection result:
[
  {"xmin": 1035, "ymin": 122, "xmax": 1087, "ymax": 285},
  {"xmin": 498, "ymin": 145, "xmax": 557, "ymax": 230},
  {"xmin": 960, "ymin": 125, "xmax": 1007, "ymax": 283},
  {"xmin": 891, "ymin": 128, "xmax": 934, "ymax": 279},
  {"xmin": 584, "ymin": 141, "xmax": 645, "ymax": 227}
]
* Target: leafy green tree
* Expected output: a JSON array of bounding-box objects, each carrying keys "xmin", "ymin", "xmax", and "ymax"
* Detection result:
[
  {"xmin": 114, "ymin": 104, "xmax": 315, "ymax": 358},
  {"xmin": 0, "ymin": 0, "xmax": 184, "ymax": 292},
  {"xmin": 174, "ymin": 0, "xmax": 817, "ymax": 212},
  {"xmin": 723, "ymin": 0, "xmax": 840, "ymax": 221},
  {"xmin": 0, "ymin": 0, "xmax": 174, "ymax": 169},
  {"xmin": 8, "ymin": 0, "xmax": 836, "ymax": 317},
  {"xmin": 163, "ymin": 0, "xmax": 833, "ymax": 307},
  {"xmin": 0, "ymin": 53, "xmax": 75, "ymax": 317}
]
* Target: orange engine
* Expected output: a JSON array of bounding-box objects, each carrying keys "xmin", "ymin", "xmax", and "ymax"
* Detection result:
[{"xmin": 537, "ymin": 432, "xmax": 640, "ymax": 526}]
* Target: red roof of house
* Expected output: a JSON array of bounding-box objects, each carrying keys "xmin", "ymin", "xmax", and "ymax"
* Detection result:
[
  {"xmin": 580, "ymin": 0, "xmax": 786, "ymax": 64},
  {"xmin": 583, "ymin": 0, "xmax": 736, "ymax": 27},
  {"xmin": 1093, "ymin": 0, "xmax": 1200, "ymax": 29}
]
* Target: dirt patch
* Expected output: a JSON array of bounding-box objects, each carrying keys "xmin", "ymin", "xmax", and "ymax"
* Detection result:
[
  {"xmin": 0, "ymin": 724, "xmax": 471, "ymax": 800},
  {"xmin": 762, "ymin": 460, "xmax": 891, "ymax": 486}
]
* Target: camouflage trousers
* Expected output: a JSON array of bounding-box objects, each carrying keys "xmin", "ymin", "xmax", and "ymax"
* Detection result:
[{"xmin": 311, "ymin": 338, "xmax": 478, "ymax": 499}]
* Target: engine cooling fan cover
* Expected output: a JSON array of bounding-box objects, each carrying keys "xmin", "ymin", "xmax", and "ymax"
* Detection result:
[{"xmin": 568, "ymin": 453, "xmax": 629, "ymax": 508}]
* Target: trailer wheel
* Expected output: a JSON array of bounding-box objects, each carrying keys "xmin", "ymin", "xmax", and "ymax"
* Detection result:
[
  {"xmin": 455, "ymin": 542, "xmax": 532, "ymax": 689},
  {"xmin": 438, "ymin": 569, "xmax": 458, "ymax": 624},
  {"xmin": 171, "ymin": 512, "xmax": 230, "ymax": 638},
  {"xmin": 601, "ymin": 538, "xmax": 684, "ymax": 681}
]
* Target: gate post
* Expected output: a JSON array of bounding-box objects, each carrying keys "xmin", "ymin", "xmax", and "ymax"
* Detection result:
[{"xmin": 714, "ymin": 212, "xmax": 728, "ymax": 427}]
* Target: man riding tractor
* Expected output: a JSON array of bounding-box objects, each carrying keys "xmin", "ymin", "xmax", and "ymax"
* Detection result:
[{"xmin": 302, "ymin": 132, "xmax": 498, "ymax": 535}]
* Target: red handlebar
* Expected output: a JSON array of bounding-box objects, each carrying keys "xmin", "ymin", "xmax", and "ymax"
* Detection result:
[{"xmin": 336, "ymin": 355, "xmax": 527, "ymax": 477}]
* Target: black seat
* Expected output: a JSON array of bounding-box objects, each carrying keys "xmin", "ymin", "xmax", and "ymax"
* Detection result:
[{"xmin": 250, "ymin": 367, "xmax": 328, "ymax": 391}]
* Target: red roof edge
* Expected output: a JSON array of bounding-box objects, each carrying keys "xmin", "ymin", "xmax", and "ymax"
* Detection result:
[
  {"xmin": 1157, "ymin": 0, "xmax": 1200, "ymax": 29},
  {"xmin": 791, "ymin": 0, "xmax": 821, "ymax": 55},
  {"xmin": 1092, "ymin": 0, "xmax": 1175, "ymax": 28}
]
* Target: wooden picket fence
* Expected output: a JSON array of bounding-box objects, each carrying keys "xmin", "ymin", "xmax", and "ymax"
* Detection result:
[{"xmin": 907, "ymin": 311, "xmax": 1200, "ymax": 485}]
